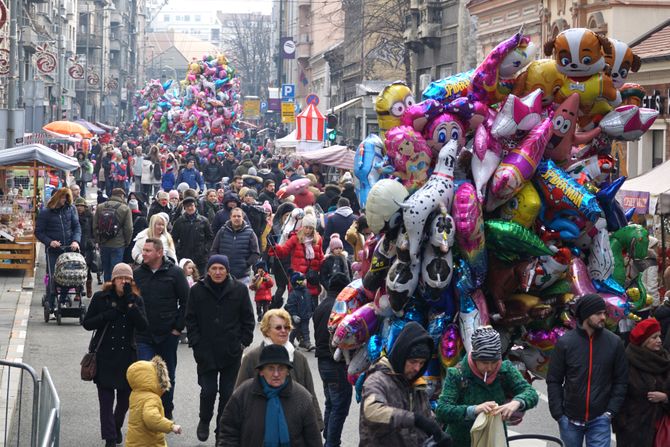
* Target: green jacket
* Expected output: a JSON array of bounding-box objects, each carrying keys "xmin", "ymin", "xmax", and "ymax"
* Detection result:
[{"xmin": 435, "ymin": 357, "xmax": 538, "ymax": 447}]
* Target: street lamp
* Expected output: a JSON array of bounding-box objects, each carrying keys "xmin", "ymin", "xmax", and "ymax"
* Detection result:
[{"xmin": 99, "ymin": 2, "xmax": 116, "ymax": 122}]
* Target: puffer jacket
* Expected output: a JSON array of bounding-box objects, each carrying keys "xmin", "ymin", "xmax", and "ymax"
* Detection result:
[
  {"xmin": 547, "ymin": 326, "xmax": 628, "ymax": 422},
  {"xmin": 359, "ymin": 322, "xmax": 434, "ymax": 447},
  {"xmin": 171, "ymin": 212, "xmax": 213, "ymax": 268},
  {"xmin": 176, "ymin": 167, "xmax": 204, "ymax": 191},
  {"xmin": 249, "ymin": 273, "xmax": 273, "ymax": 302},
  {"xmin": 140, "ymin": 159, "xmax": 156, "ymax": 185},
  {"xmin": 126, "ymin": 357, "xmax": 174, "ymax": 447},
  {"xmin": 285, "ymin": 285, "xmax": 313, "ymax": 321},
  {"xmin": 436, "ymin": 357, "xmax": 539, "ymax": 447},
  {"xmin": 271, "ymin": 232, "xmax": 324, "ymax": 296},
  {"xmin": 210, "ymin": 221, "xmax": 260, "ymax": 279},
  {"xmin": 36, "ymin": 204, "xmax": 81, "ymax": 247},
  {"xmin": 217, "ymin": 376, "xmax": 323, "ymax": 447},
  {"xmin": 203, "ymin": 161, "xmax": 223, "ymax": 184}
]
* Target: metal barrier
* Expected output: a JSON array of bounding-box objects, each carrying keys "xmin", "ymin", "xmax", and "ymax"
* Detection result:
[{"xmin": 0, "ymin": 360, "xmax": 59, "ymax": 447}]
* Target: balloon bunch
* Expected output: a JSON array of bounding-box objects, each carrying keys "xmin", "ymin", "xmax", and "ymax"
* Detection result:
[
  {"xmin": 342, "ymin": 27, "xmax": 656, "ymax": 405},
  {"xmin": 132, "ymin": 54, "xmax": 242, "ymax": 145}
]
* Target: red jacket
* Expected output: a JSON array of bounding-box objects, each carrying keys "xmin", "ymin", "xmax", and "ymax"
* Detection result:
[
  {"xmin": 272, "ymin": 232, "xmax": 324, "ymax": 296},
  {"xmin": 250, "ymin": 273, "xmax": 274, "ymax": 302}
]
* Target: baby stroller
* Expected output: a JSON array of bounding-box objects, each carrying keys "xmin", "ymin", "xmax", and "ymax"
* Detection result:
[{"xmin": 42, "ymin": 249, "xmax": 87, "ymax": 325}]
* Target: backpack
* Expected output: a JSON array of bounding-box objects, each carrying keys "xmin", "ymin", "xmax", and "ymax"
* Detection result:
[
  {"xmin": 97, "ymin": 202, "xmax": 122, "ymax": 240},
  {"xmin": 153, "ymin": 162, "xmax": 162, "ymax": 181}
]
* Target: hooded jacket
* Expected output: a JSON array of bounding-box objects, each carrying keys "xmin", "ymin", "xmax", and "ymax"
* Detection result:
[
  {"xmin": 211, "ymin": 191, "xmax": 242, "ymax": 234},
  {"xmin": 359, "ymin": 322, "xmax": 433, "ymax": 447},
  {"xmin": 36, "ymin": 194, "xmax": 81, "ymax": 247},
  {"xmin": 323, "ymin": 206, "xmax": 356, "ymax": 253},
  {"xmin": 171, "ymin": 211, "xmax": 213, "ymax": 268},
  {"xmin": 126, "ymin": 357, "xmax": 174, "ymax": 447}
]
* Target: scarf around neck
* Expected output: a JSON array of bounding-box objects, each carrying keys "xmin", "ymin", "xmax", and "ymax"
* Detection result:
[
  {"xmin": 468, "ymin": 353, "xmax": 502, "ymax": 385},
  {"xmin": 303, "ymin": 235, "xmax": 315, "ymax": 260},
  {"xmin": 260, "ymin": 376, "xmax": 290, "ymax": 447},
  {"xmin": 626, "ymin": 343, "xmax": 670, "ymax": 375},
  {"xmin": 262, "ymin": 337, "xmax": 295, "ymax": 362}
]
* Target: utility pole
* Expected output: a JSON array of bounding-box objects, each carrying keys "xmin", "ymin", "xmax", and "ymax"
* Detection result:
[
  {"xmin": 84, "ymin": 11, "xmax": 90, "ymax": 120},
  {"xmin": 7, "ymin": 0, "xmax": 22, "ymax": 146},
  {"xmin": 277, "ymin": 0, "xmax": 282, "ymax": 88}
]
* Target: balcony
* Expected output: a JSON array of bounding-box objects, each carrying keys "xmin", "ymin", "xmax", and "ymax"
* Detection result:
[
  {"xmin": 109, "ymin": 40, "xmax": 121, "ymax": 51},
  {"xmin": 77, "ymin": 33, "xmax": 103, "ymax": 49},
  {"xmin": 296, "ymin": 40, "xmax": 311, "ymax": 60},
  {"xmin": 110, "ymin": 11, "xmax": 122, "ymax": 24},
  {"xmin": 21, "ymin": 27, "xmax": 40, "ymax": 48},
  {"xmin": 403, "ymin": 26, "xmax": 423, "ymax": 52},
  {"xmin": 298, "ymin": 0, "xmax": 310, "ymax": 7},
  {"xmin": 418, "ymin": 22, "xmax": 440, "ymax": 47}
]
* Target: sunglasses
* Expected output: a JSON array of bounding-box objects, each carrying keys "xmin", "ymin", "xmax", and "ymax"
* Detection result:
[{"xmin": 273, "ymin": 325, "xmax": 290, "ymax": 331}]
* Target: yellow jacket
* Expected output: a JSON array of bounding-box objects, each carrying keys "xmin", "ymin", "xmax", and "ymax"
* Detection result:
[{"xmin": 125, "ymin": 357, "xmax": 174, "ymax": 447}]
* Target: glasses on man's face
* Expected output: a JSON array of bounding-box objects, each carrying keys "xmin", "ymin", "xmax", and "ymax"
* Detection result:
[{"xmin": 273, "ymin": 325, "xmax": 290, "ymax": 331}]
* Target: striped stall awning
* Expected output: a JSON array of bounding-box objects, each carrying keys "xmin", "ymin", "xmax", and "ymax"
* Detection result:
[{"xmin": 296, "ymin": 103, "xmax": 326, "ymax": 142}]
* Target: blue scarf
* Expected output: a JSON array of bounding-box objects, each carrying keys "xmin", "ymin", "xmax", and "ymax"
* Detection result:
[{"xmin": 260, "ymin": 376, "xmax": 290, "ymax": 447}]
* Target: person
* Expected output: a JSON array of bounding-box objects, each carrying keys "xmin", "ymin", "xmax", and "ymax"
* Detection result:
[
  {"xmin": 83, "ymin": 263, "xmax": 149, "ymax": 447},
  {"xmin": 612, "ymin": 318, "xmax": 670, "ymax": 446},
  {"xmin": 125, "ymin": 356, "xmax": 183, "ymax": 446},
  {"xmin": 93, "ymin": 188, "xmax": 133, "ymax": 282},
  {"xmin": 176, "ymin": 159, "xmax": 205, "ymax": 192},
  {"xmin": 320, "ymin": 234, "xmax": 351, "ymax": 289},
  {"xmin": 201, "ymin": 189, "xmax": 220, "ymax": 224},
  {"xmin": 171, "ymin": 196, "xmax": 214, "ymax": 274},
  {"xmin": 132, "ymin": 146, "xmax": 143, "ymax": 191},
  {"xmin": 132, "ymin": 213, "xmax": 177, "ymax": 264},
  {"xmin": 203, "ymin": 157, "xmax": 223, "ymax": 190},
  {"xmin": 70, "ymin": 183, "xmax": 82, "ymax": 201},
  {"xmin": 211, "ymin": 191, "xmax": 242, "ymax": 235},
  {"xmin": 436, "ymin": 326, "xmax": 539, "ymax": 447},
  {"xmin": 346, "ymin": 215, "xmax": 372, "ymax": 263},
  {"xmin": 178, "ymin": 258, "xmax": 199, "ymax": 288},
  {"xmin": 313, "ymin": 273, "xmax": 353, "ymax": 447},
  {"xmin": 218, "ymin": 344, "xmax": 324, "ymax": 447},
  {"xmin": 267, "ymin": 203, "xmax": 295, "ymax": 309},
  {"xmin": 133, "ymin": 238, "xmax": 190, "ymax": 421},
  {"xmin": 341, "ymin": 182, "xmax": 360, "ymax": 215},
  {"xmin": 258, "ymin": 179, "xmax": 280, "ymax": 212},
  {"xmin": 74, "ymin": 197, "xmax": 95, "ymax": 298},
  {"xmin": 110, "ymin": 150, "xmax": 129, "ymax": 193},
  {"xmin": 161, "ymin": 165, "xmax": 176, "ymax": 192},
  {"xmin": 141, "ymin": 146, "xmax": 160, "ymax": 198},
  {"xmin": 209, "ymin": 207, "xmax": 260, "ymax": 285},
  {"xmin": 638, "ymin": 236, "xmax": 660, "ymax": 307},
  {"xmin": 268, "ymin": 208, "xmax": 324, "ymax": 306},
  {"xmin": 185, "ymin": 255, "xmax": 255, "ymax": 442},
  {"xmin": 147, "ymin": 191, "xmax": 171, "ymax": 222},
  {"xmin": 35, "ymin": 187, "xmax": 81, "ymax": 310},
  {"xmin": 656, "ymin": 297, "xmax": 670, "ymax": 348},
  {"xmin": 547, "ymin": 294, "xmax": 628, "ymax": 447},
  {"xmin": 323, "ymin": 197, "xmax": 356, "ymax": 255},
  {"xmin": 240, "ymin": 189, "xmax": 267, "ymax": 241},
  {"xmin": 74, "ymin": 151, "xmax": 93, "ymax": 198},
  {"xmin": 249, "ymin": 261, "xmax": 274, "ymax": 322},
  {"xmin": 359, "ymin": 321, "xmax": 452, "ymax": 447},
  {"xmin": 124, "ymin": 197, "xmax": 148, "ymax": 264},
  {"xmin": 285, "ymin": 272, "xmax": 315, "ymax": 350},
  {"xmin": 316, "ymin": 184, "xmax": 340, "ymax": 213}
]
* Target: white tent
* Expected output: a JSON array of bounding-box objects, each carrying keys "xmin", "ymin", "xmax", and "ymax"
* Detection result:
[
  {"xmin": 274, "ymin": 129, "xmax": 322, "ymax": 152},
  {"xmin": 619, "ymin": 160, "xmax": 670, "ymax": 214}
]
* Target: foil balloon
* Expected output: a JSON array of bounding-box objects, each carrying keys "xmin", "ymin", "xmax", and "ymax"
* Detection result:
[
  {"xmin": 484, "ymin": 219, "xmax": 554, "ymax": 262},
  {"xmin": 367, "ymin": 333, "xmax": 384, "ymax": 363},
  {"xmin": 423, "ymin": 356, "xmax": 443, "ymax": 401},
  {"xmin": 328, "ymin": 279, "xmax": 368, "ymax": 333},
  {"xmin": 610, "ymin": 224, "xmax": 649, "ymax": 308},
  {"xmin": 374, "ymin": 81, "xmax": 415, "ymax": 139},
  {"xmin": 567, "ymin": 154, "xmax": 616, "ymax": 185},
  {"xmin": 490, "ymin": 89, "xmax": 543, "ymax": 139},
  {"xmin": 384, "ymin": 125, "xmax": 433, "ymax": 192},
  {"xmin": 544, "ymin": 93, "xmax": 601, "ymax": 164},
  {"xmin": 386, "ymin": 260, "xmax": 420, "ymax": 313},
  {"xmin": 333, "ymin": 303, "xmax": 379, "ymax": 351},
  {"xmin": 527, "ymin": 247, "xmax": 572, "ymax": 291},
  {"xmin": 399, "ymin": 139, "xmax": 458, "ymax": 263},
  {"xmin": 486, "ymin": 116, "xmax": 553, "ymax": 211},
  {"xmin": 427, "ymin": 312, "xmax": 447, "ymax": 347},
  {"xmin": 599, "ymin": 105, "xmax": 658, "ymax": 141},
  {"xmin": 587, "ymin": 218, "xmax": 614, "ymax": 281},
  {"xmin": 512, "ymin": 59, "xmax": 566, "ymax": 107},
  {"xmin": 347, "ymin": 347, "xmax": 372, "ymax": 377},
  {"xmin": 595, "ymin": 177, "xmax": 631, "ymax": 232},
  {"xmin": 471, "ymin": 108, "xmax": 503, "ymax": 200},
  {"xmin": 421, "ymin": 70, "xmax": 473, "ymax": 103},
  {"xmin": 604, "ymin": 38, "xmax": 642, "ymax": 89},
  {"xmin": 498, "ymin": 182, "xmax": 541, "ymax": 229},
  {"xmin": 421, "ymin": 207, "xmax": 455, "ymax": 297},
  {"xmin": 354, "ymin": 134, "xmax": 386, "ymax": 209},
  {"xmin": 453, "ymin": 182, "xmax": 487, "ymax": 286},
  {"xmin": 486, "ymin": 256, "xmax": 530, "ymax": 316},
  {"xmin": 364, "ymin": 179, "xmax": 408, "ymax": 234},
  {"xmin": 515, "ymin": 344, "xmax": 551, "ymax": 379},
  {"xmin": 363, "ymin": 234, "xmax": 397, "ymax": 292},
  {"xmin": 439, "ymin": 323, "xmax": 463, "ymax": 368},
  {"xmin": 384, "ymin": 317, "xmax": 408, "ymax": 354}
]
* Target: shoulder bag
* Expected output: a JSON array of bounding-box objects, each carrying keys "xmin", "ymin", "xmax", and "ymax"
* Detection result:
[{"xmin": 80, "ymin": 323, "xmax": 109, "ymax": 381}]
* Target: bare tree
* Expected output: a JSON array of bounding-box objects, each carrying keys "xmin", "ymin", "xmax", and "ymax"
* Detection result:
[{"xmin": 223, "ymin": 14, "xmax": 272, "ymax": 97}]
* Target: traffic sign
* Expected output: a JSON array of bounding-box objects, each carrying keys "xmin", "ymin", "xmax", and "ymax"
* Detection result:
[
  {"xmin": 306, "ymin": 94, "xmax": 319, "ymax": 106},
  {"xmin": 281, "ymin": 84, "xmax": 295, "ymax": 100},
  {"xmin": 281, "ymin": 102, "xmax": 295, "ymax": 123},
  {"xmin": 260, "ymin": 101, "xmax": 268, "ymax": 114}
]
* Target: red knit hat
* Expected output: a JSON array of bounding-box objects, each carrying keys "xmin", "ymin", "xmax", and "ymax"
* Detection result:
[{"xmin": 629, "ymin": 318, "xmax": 661, "ymax": 346}]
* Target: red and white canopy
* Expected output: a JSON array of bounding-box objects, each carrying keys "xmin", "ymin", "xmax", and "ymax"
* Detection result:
[{"xmin": 296, "ymin": 103, "xmax": 326, "ymax": 142}]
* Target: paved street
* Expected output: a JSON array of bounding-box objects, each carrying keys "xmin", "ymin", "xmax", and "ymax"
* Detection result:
[{"xmin": 8, "ymin": 252, "xmax": 577, "ymax": 447}]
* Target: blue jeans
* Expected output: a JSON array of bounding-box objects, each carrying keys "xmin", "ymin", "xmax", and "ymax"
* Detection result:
[
  {"xmin": 317, "ymin": 358, "xmax": 352, "ymax": 447},
  {"xmin": 559, "ymin": 414, "xmax": 611, "ymax": 447},
  {"xmin": 100, "ymin": 246, "xmax": 124, "ymax": 282},
  {"xmin": 137, "ymin": 334, "xmax": 179, "ymax": 415}
]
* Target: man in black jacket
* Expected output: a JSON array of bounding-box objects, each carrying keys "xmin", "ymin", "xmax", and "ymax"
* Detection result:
[
  {"xmin": 547, "ymin": 294, "xmax": 628, "ymax": 447},
  {"xmin": 185, "ymin": 254, "xmax": 255, "ymax": 442},
  {"xmin": 133, "ymin": 238, "xmax": 190, "ymax": 420},
  {"xmin": 313, "ymin": 273, "xmax": 352, "ymax": 447},
  {"xmin": 171, "ymin": 196, "xmax": 214, "ymax": 274}
]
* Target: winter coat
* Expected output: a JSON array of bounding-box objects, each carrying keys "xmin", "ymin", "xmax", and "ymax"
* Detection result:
[
  {"xmin": 82, "ymin": 289, "xmax": 148, "ymax": 389},
  {"xmin": 36, "ymin": 204, "xmax": 82, "ymax": 247},
  {"xmin": 200, "ymin": 200, "xmax": 219, "ymax": 224},
  {"xmin": 217, "ymin": 376, "xmax": 323, "ymax": 447},
  {"xmin": 77, "ymin": 209, "xmax": 95, "ymax": 263},
  {"xmin": 74, "ymin": 158, "xmax": 94, "ymax": 182},
  {"xmin": 176, "ymin": 167, "xmax": 205, "ymax": 191},
  {"xmin": 341, "ymin": 185, "xmax": 360, "ymax": 214},
  {"xmin": 160, "ymin": 171, "xmax": 175, "ymax": 192},
  {"xmin": 640, "ymin": 248, "xmax": 660, "ymax": 306},
  {"xmin": 313, "ymin": 290, "xmax": 339, "ymax": 360},
  {"xmin": 131, "ymin": 229, "xmax": 177, "ymax": 264},
  {"xmin": 111, "ymin": 160, "xmax": 129, "ymax": 182},
  {"xmin": 171, "ymin": 212, "xmax": 213, "ymax": 268},
  {"xmin": 124, "ymin": 211, "xmax": 148, "ymax": 264},
  {"xmin": 147, "ymin": 202, "xmax": 171, "ymax": 223},
  {"xmin": 210, "ymin": 221, "xmax": 260, "ymax": 279},
  {"xmin": 323, "ymin": 206, "xmax": 356, "ymax": 253},
  {"xmin": 293, "ymin": 190, "xmax": 315, "ymax": 209},
  {"xmin": 547, "ymin": 326, "xmax": 628, "ymax": 422},
  {"xmin": 125, "ymin": 357, "xmax": 174, "ymax": 447},
  {"xmin": 234, "ymin": 160, "xmax": 254, "ymax": 177},
  {"xmin": 234, "ymin": 341, "xmax": 324, "ymax": 429},
  {"xmin": 258, "ymin": 189, "xmax": 280, "ymax": 212},
  {"xmin": 249, "ymin": 272, "xmax": 273, "ymax": 302},
  {"xmin": 221, "ymin": 159, "xmax": 237, "ymax": 180},
  {"xmin": 613, "ymin": 343, "xmax": 670, "ymax": 447},
  {"xmin": 185, "ymin": 276, "xmax": 255, "ymax": 373},
  {"xmin": 436, "ymin": 357, "xmax": 539, "ymax": 447},
  {"xmin": 93, "ymin": 195, "xmax": 133, "ymax": 248},
  {"xmin": 271, "ymin": 233, "xmax": 324, "ymax": 296},
  {"xmin": 141, "ymin": 159, "xmax": 158, "ymax": 185},
  {"xmin": 132, "ymin": 155, "xmax": 143, "ymax": 179},
  {"xmin": 319, "ymin": 253, "xmax": 351, "ymax": 288},
  {"xmin": 285, "ymin": 286, "xmax": 314, "ymax": 321},
  {"xmin": 133, "ymin": 259, "xmax": 190, "ymax": 344},
  {"xmin": 203, "ymin": 161, "xmax": 223, "ymax": 184},
  {"xmin": 359, "ymin": 352, "xmax": 432, "ymax": 446},
  {"xmin": 316, "ymin": 185, "xmax": 340, "ymax": 213},
  {"xmin": 241, "ymin": 202, "xmax": 267, "ymax": 241}
]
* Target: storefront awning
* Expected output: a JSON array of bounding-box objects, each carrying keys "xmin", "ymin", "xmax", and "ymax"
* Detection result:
[
  {"xmin": 327, "ymin": 97, "xmax": 362, "ymax": 114},
  {"xmin": 619, "ymin": 159, "xmax": 670, "ymax": 214}
]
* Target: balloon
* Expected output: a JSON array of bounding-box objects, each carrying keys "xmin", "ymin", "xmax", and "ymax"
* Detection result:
[
  {"xmin": 353, "ymin": 134, "xmax": 386, "ymax": 209},
  {"xmin": 485, "ymin": 219, "xmax": 554, "ymax": 262},
  {"xmin": 487, "ymin": 116, "xmax": 553, "ymax": 211},
  {"xmin": 599, "ymin": 105, "xmax": 658, "ymax": 141},
  {"xmin": 512, "ymin": 59, "xmax": 566, "ymax": 107},
  {"xmin": 347, "ymin": 347, "xmax": 371, "ymax": 377},
  {"xmin": 439, "ymin": 323, "xmax": 463, "ymax": 368},
  {"xmin": 471, "ymin": 108, "xmax": 503, "ymax": 200},
  {"xmin": 367, "ymin": 333, "xmax": 384, "ymax": 363},
  {"xmin": 604, "ymin": 38, "xmax": 642, "ymax": 89},
  {"xmin": 421, "ymin": 69, "xmax": 472, "ymax": 103},
  {"xmin": 421, "ymin": 209, "xmax": 455, "ymax": 296},
  {"xmin": 374, "ymin": 81, "xmax": 414, "ymax": 139},
  {"xmin": 453, "ymin": 182, "xmax": 487, "ymax": 286},
  {"xmin": 587, "ymin": 218, "xmax": 614, "ymax": 281},
  {"xmin": 361, "ymin": 179, "xmax": 408, "ymax": 235},
  {"xmin": 498, "ymin": 182, "xmax": 541, "ymax": 228},
  {"xmin": 328, "ymin": 279, "xmax": 368, "ymax": 333},
  {"xmin": 384, "ymin": 125, "xmax": 433, "ymax": 192},
  {"xmin": 527, "ymin": 247, "xmax": 572, "ymax": 291},
  {"xmin": 422, "ymin": 97, "xmax": 473, "ymax": 151},
  {"xmin": 490, "ymin": 89, "xmax": 543, "ymax": 139},
  {"xmin": 423, "ymin": 356, "xmax": 442, "ymax": 401},
  {"xmin": 333, "ymin": 303, "xmax": 379, "ymax": 350},
  {"xmin": 544, "ymin": 93, "xmax": 601, "ymax": 163},
  {"xmin": 363, "ymin": 234, "xmax": 396, "ymax": 291}
]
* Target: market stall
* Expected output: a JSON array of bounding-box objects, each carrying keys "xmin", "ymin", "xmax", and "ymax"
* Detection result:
[
  {"xmin": 295, "ymin": 145, "xmax": 355, "ymax": 170},
  {"xmin": 0, "ymin": 144, "xmax": 79, "ymax": 276}
]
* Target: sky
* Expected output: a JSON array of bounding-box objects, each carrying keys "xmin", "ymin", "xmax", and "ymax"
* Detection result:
[{"xmin": 166, "ymin": 0, "xmax": 273, "ymax": 14}]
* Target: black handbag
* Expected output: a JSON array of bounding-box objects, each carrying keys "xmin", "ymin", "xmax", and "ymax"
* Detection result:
[
  {"xmin": 80, "ymin": 323, "xmax": 108, "ymax": 381},
  {"xmin": 90, "ymin": 249, "xmax": 102, "ymax": 273}
]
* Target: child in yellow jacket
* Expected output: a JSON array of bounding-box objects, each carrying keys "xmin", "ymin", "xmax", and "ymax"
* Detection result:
[{"xmin": 125, "ymin": 356, "xmax": 182, "ymax": 446}]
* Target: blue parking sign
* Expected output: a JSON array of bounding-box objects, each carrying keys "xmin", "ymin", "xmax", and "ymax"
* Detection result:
[{"xmin": 281, "ymin": 84, "xmax": 295, "ymax": 100}]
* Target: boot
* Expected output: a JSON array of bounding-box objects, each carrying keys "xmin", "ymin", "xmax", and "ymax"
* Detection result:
[
  {"xmin": 197, "ymin": 420, "xmax": 210, "ymax": 442},
  {"xmin": 86, "ymin": 277, "xmax": 92, "ymax": 298}
]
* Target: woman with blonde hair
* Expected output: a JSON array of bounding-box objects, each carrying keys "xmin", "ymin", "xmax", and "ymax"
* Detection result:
[{"xmin": 131, "ymin": 213, "xmax": 177, "ymax": 264}]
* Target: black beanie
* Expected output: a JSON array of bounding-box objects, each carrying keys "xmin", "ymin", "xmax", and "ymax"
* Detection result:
[
  {"xmin": 328, "ymin": 272, "xmax": 350, "ymax": 292},
  {"xmin": 576, "ymin": 294, "xmax": 606, "ymax": 323},
  {"xmin": 407, "ymin": 342, "xmax": 432, "ymax": 360}
]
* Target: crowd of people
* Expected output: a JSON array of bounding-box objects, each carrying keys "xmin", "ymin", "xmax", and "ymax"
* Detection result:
[{"xmin": 34, "ymin": 134, "xmax": 670, "ymax": 447}]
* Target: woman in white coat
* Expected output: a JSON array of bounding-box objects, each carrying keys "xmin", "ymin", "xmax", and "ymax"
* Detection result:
[
  {"xmin": 131, "ymin": 212, "xmax": 177, "ymax": 264},
  {"xmin": 140, "ymin": 145, "xmax": 160, "ymax": 198}
]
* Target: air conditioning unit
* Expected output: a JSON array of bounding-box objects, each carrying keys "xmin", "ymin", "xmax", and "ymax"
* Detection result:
[{"xmin": 419, "ymin": 73, "xmax": 432, "ymax": 92}]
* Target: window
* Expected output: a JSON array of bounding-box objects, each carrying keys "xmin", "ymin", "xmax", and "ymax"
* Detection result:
[
  {"xmin": 653, "ymin": 130, "xmax": 665, "ymax": 167},
  {"xmin": 163, "ymin": 14, "xmax": 169, "ymax": 22}
]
